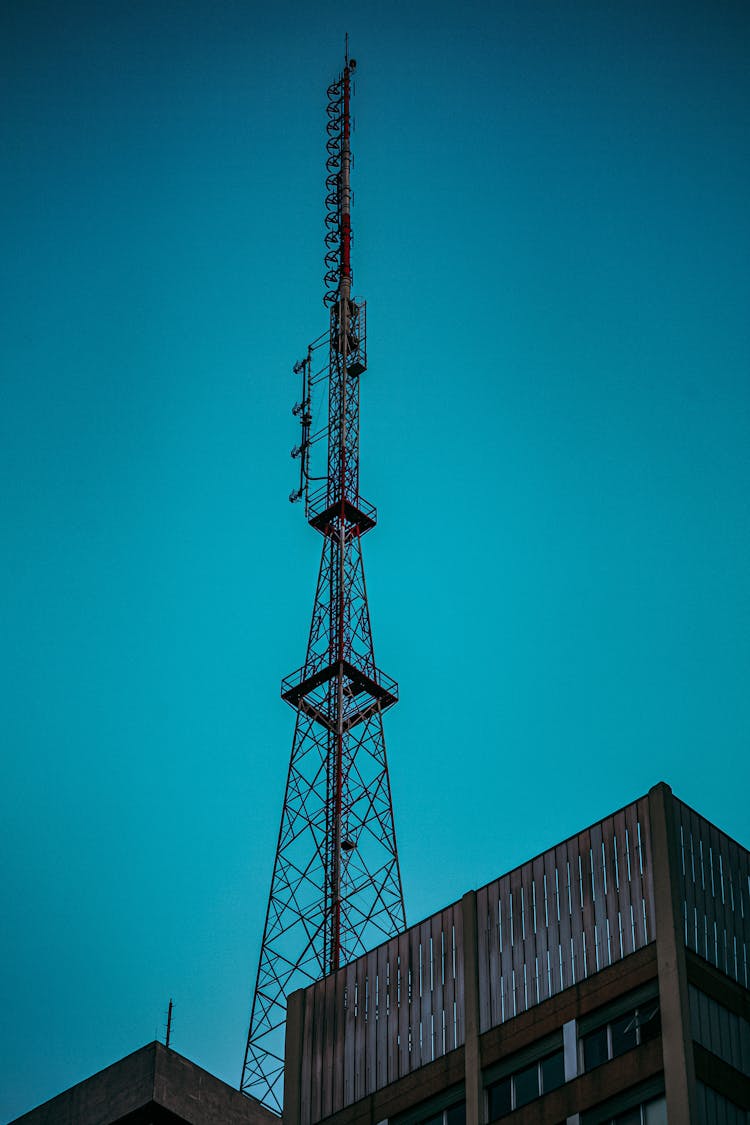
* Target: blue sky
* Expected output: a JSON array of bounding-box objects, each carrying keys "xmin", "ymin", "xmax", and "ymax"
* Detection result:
[{"xmin": 1, "ymin": 0, "xmax": 748, "ymax": 1118}]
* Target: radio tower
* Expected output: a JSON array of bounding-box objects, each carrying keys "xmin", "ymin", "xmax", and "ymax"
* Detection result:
[{"xmin": 240, "ymin": 51, "xmax": 406, "ymax": 1112}]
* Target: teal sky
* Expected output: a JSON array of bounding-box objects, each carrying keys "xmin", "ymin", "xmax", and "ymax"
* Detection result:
[{"xmin": 1, "ymin": 1, "xmax": 748, "ymax": 1118}]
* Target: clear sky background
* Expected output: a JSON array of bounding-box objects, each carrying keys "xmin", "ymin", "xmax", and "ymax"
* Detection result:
[{"xmin": 1, "ymin": 0, "xmax": 748, "ymax": 1119}]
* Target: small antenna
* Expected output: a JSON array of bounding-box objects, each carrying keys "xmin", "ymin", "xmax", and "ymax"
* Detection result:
[
  {"xmin": 345, "ymin": 32, "xmax": 349, "ymax": 66},
  {"xmin": 165, "ymin": 998, "xmax": 174, "ymax": 1049}
]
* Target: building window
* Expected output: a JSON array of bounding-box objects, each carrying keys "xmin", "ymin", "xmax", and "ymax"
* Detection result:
[
  {"xmin": 445, "ymin": 1104, "xmax": 465, "ymax": 1125},
  {"xmin": 486, "ymin": 1049, "xmax": 565, "ymax": 1119},
  {"xmin": 582, "ymin": 1024, "xmax": 609, "ymax": 1071},
  {"xmin": 581, "ymin": 1003, "xmax": 660, "ymax": 1072},
  {"xmin": 608, "ymin": 1095, "xmax": 666, "ymax": 1125},
  {"xmin": 419, "ymin": 1101, "xmax": 465, "ymax": 1125},
  {"xmin": 540, "ymin": 1049, "xmax": 565, "ymax": 1092},
  {"xmin": 513, "ymin": 1062, "xmax": 538, "ymax": 1109},
  {"xmin": 583, "ymin": 1093, "xmax": 666, "ymax": 1125}
]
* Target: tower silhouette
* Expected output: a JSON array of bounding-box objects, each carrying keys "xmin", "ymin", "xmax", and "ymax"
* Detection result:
[{"xmin": 240, "ymin": 53, "xmax": 406, "ymax": 1113}]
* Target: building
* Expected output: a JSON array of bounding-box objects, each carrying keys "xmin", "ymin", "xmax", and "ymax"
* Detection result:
[
  {"xmin": 11, "ymin": 783, "xmax": 749, "ymax": 1124},
  {"xmin": 9, "ymin": 1042, "xmax": 277, "ymax": 1125},
  {"xmin": 282, "ymin": 783, "xmax": 749, "ymax": 1125}
]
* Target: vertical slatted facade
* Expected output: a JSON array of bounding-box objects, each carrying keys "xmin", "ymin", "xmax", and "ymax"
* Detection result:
[
  {"xmin": 476, "ymin": 795, "xmax": 655, "ymax": 1032},
  {"xmin": 674, "ymin": 798, "xmax": 750, "ymax": 989},
  {"xmin": 300, "ymin": 900, "xmax": 464, "ymax": 1125},
  {"xmin": 296, "ymin": 793, "xmax": 750, "ymax": 1125},
  {"xmin": 297, "ymin": 796, "xmax": 659, "ymax": 1125}
]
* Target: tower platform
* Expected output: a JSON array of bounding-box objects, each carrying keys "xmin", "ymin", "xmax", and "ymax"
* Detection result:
[
  {"xmin": 306, "ymin": 487, "xmax": 377, "ymax": 537},
  {"xmin": 281, "ymin": 658, "xmax": 398, "ymax": 731}
]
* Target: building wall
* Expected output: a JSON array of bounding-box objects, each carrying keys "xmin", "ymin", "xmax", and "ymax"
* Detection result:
[
  {"xmin": 288, "ymin": 795, "xmax": 657, "ymax": 1125},
  {"xmin": 285, "ymin": 784, "xmax": 749, "ymax": 1125},
  {"xmin": 476, "ymin": 795, "xmax": 654, "ymax": 1032},
  {"xmin": 672, "ymin": 796, "xmax": 750, "ymax": 990}
]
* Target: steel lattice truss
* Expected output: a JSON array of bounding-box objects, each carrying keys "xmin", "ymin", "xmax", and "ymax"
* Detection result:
[{"xmin": 240, "ymin": 55, "xmax": 405, "ymax": 1114}]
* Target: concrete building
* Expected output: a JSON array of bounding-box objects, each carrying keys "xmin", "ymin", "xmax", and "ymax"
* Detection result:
[
  {"xmin": 9, "ymin": 1042, "xmax": 277, "ymax": 1125},
  {"xmin": 11, "ymin": 784, "xmax": 749, "ymax": 1124},
  {"xmin": 282, "ymin": 784, "xmax": 749, "ymax": 1125}
]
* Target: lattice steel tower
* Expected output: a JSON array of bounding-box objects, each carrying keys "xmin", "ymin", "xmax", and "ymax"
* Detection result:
[{"xmin": 240, "ymin": 52, "xmax": 406, "ymax": 1112}]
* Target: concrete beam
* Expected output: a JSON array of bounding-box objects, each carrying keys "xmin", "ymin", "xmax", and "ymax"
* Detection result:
[
  {"xmin": 648, "ymin": 781, "xmax": 698, "ymax": 1122},
  {"xmin": 462, "ymin": 890, "xmax": 482, "ymax": 1125}
]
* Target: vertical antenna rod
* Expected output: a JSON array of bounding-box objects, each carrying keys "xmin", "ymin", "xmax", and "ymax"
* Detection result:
[
  {"xmin": 329, "ymin": 51, "xmax": 352, "ymax": 976},
  {"xmin": 240, "ymin": 53, "xmax": 406, "ymax": 1112},
  {"xmin": 165, "ymin": 998, "xmax": 173, "ymax": 1049}
]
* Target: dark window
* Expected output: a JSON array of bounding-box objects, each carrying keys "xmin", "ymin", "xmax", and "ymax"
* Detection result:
[
  {"xmin": 613, "ymin": 1109, "xmax": 641, "ymax": 1125},
  {"xmin": 540, "ymin": 1050, "xmax": 565, "ymax": 1093},
  {"xmin": 419, "ymin": 1102, "xmax": 465, "ymax": 1125},
  {"xmin": 487, "ymin": 1044, "xmax": 569, "ymax": 1117},
  {"xmin": 487, "ymin": 1078, "xmax": 511, "ymax": 1120},
  {"xmin": 610, "ymin": 1011, "xmax": 638, "ymax": 1058},
  {"xmin": 638, "ymin": 1004, "xmax": 661, "ymax": 1044},
  {"xmin": 582, "ymin": 1000, "xmax": 661, "ymax": 1075},
  {"xmin": 513, "ymin": 1062, "xmax": 539, "ymax": 1109},
  {"xmin": 583, "ymin": 1025, "xmax": 608, "ymax": 1070}
]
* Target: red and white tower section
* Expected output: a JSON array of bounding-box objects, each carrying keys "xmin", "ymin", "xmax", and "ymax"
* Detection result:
[{"xmin": 240, "ymin": 55, "xmax": 406, "ymax": 1113}]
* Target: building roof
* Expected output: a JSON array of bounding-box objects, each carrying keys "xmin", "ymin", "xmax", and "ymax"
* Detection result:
[{"xmin": 9, "ymin": 1041, "xmax": 278, "ymax": 1125}]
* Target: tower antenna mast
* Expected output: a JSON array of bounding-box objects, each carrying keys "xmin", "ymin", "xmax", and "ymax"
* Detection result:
[{"xmin": 240, "ymin": 54, "xmax": 406, "ymax": 1112}]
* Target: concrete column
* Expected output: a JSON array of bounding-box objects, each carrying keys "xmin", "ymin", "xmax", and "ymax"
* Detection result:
[
  {"xmin": 283, "ymin": 988, "xmax": 306, "ymax": 1125},
  {"xmin": 648, "ymin": 781, "xmax": 698, "ymax": 1122},
  {"xmin": 462, "ymin": 890, "xmax": 483, "ymax": 1125}
]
